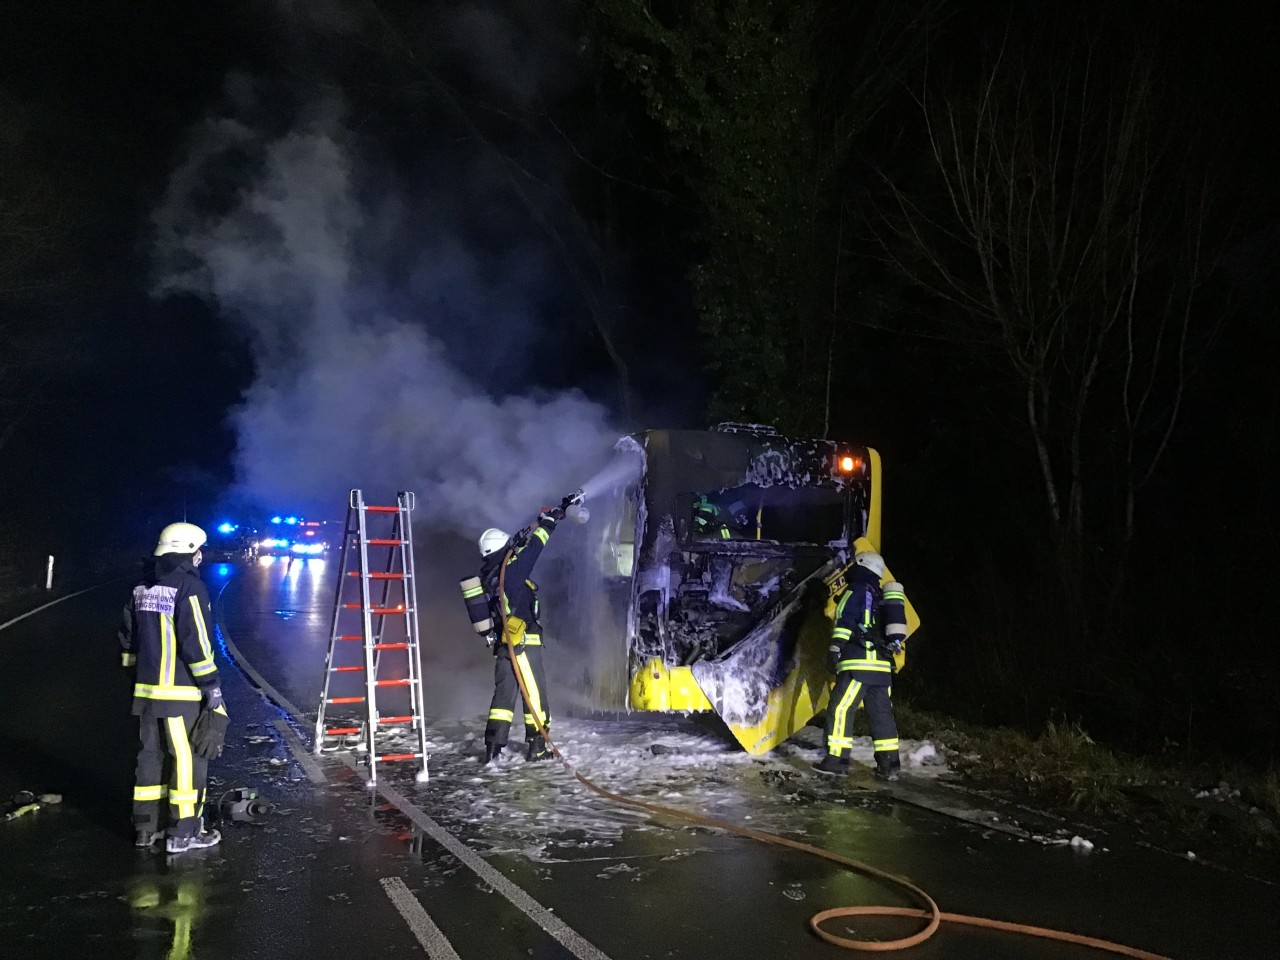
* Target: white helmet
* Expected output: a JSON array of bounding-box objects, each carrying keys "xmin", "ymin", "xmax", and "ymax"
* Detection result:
[
  {"xmin": 478, "ymin": 528, "xmax": 511, "ymax": 558},
  {"xmin": 155, "ymin": 522, "xmax": 208, "ymax": 557},
  {"xmin": 853, "ymin": 550, "xmax": 885, "ymax": 578}
]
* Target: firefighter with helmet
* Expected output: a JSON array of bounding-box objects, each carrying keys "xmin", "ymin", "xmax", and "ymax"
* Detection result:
[
  {"xmin": 475, "ymin": 504, "xmax": 563, "ymax": 763},
  {"xmin": 817, "ymin": 549, "xmax": 907, "ymax": 781},
  {"xmin": 119, "ymin": 522, "xmax": 226, "ymax": 853}
]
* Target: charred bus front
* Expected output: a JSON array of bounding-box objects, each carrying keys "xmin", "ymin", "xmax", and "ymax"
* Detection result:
[{"xmin": 583, "ymin": 424, "xmax": 911, "ymax": 754}]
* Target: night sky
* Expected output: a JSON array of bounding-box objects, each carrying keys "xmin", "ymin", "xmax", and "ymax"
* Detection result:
[
  {"xmin": 2, "ymin": 1, "xmax": 705, "ymax": 539},
  {"xmin": 2, "ymin": 2, "xmax": 1278, "ymax": 750}
]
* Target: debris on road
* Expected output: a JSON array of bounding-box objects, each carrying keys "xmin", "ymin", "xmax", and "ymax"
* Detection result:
[
  {"xmin": 1, "ymin": 789, "xmax": 61, "ymax": 822},
  {"xmin": 1070, "ymin": 835, "xmax": 1096, "ymax": 853}
]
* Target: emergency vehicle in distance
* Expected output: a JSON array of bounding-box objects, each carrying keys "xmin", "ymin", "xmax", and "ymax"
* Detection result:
[
  {"xmin": 586, "ymin": 424, "xmax": 920, "ymax": 755},
  {"xmin": 243, "ymin": 516, "xmax": 336, "ymax": 558}
]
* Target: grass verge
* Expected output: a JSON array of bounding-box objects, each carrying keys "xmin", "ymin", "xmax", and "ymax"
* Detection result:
[{"xmin": 889, "ymin": 701, "xmax": 1280, "ymax": 859}]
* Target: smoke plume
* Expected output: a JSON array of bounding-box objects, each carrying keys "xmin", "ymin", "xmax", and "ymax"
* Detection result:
[
  {"xmin": 152, "ymin": 100, "xmax": 616, "ymax": 534},
  {"xmin": 150, "ymin": 5, "xmax": 636, "ymax": 718}
]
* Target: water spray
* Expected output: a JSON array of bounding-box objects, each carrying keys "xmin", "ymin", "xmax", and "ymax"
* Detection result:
[{"xmin": 577, "ymin": 438, "xmax": 645, "ymax": 501}]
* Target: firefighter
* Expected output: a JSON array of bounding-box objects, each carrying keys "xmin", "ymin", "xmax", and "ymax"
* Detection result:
[
  {"xmin": 692, "ymin": 493, "xmax": 752, "ymax": 610},
  {"xmin": 692, "ymin": 494, "xmax": 733, "ymax": 540},
  {"xmin": 119, "ymin": 522, "xmax": 227, "ymax": 853},
  {"xmin": 817, "ymin": 550, "xmax": 903, "ymax": 781},
  {"xmin": 477, "ymin": 505, "xmax": 563, "ymax": 763}
]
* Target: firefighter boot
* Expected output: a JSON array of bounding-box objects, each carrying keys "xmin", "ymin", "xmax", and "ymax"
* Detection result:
[
  {"xmin": 483, "ymin": 741, "xmax": 504, "ymax": 764},
  {"xmin": 134, "ymin": 829, "xmax": 163, "ymax": 849},
  {"xmin": 814, "ymin": 754, "xmax": 850, "ymax": 776},
  {"xmin": 526, "ymin": 735, "xmax": 551, "ymax": 762},
  {"xmin": 166, "ymin": 828, "xmax": 221, "ymax": 855},
  {"xmin": 874, "ymin": 754, "xmax": 901, "ymax": 782}
]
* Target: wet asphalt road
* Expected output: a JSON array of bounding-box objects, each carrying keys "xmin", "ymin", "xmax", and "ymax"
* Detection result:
[{"xmin": 1, "ymin": 557, "xmax": 1275, "ymax": 959}]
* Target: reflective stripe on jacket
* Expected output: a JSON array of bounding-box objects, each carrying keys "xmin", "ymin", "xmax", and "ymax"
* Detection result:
[
  {"xmin": 119, "ymin": 556, "xmax": 220, "ymax": 715},
  {"xmin": 828, "ymin": 577, "xmax": 892, "ymax": 684},
  {"xmin": 500, "ymin": 520, "xmax": 553, "ymax": 634}
]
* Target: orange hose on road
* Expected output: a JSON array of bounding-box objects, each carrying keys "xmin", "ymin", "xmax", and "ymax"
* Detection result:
[{"xmin": 498, "ymin": 554, "xmax": 1170, "ymax": 959}]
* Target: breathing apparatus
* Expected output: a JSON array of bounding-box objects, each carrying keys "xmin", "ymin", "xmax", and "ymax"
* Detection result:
[
  {"xmin": 458, "ymin": 489, "xmax": 587, "ymax": 643},
  {"xmin": 217, "ymin": 788, "xmax": 274, "ymax": 824}
]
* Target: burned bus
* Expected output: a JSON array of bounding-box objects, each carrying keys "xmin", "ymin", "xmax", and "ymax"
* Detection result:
[{"xmin": 582, "ymin": 423, "xmax": 919, "ymax": 754}]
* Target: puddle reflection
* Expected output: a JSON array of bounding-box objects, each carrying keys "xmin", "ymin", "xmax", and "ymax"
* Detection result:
[{"xmin": 128, "ymin": 871, "xmax": 207, "ymax": 960}]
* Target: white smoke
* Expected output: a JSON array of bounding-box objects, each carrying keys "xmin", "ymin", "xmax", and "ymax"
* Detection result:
[
  {"xmin": 152, "ymin": 98, "xmax": 616, "ymax": 534},
  {"xmin": 151, "ymin": 5, "xmax": 634, "ymax": 721}
]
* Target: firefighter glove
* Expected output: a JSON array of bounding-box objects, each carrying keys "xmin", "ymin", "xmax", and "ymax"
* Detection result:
[
  {"xmin": 503, "ymin": 615, "xmax": 528, "ymax": 650},
  {"xmin": 203, "ymin": 686, "xmax": 225, "ymax": 711},
  {"xmin": 539, "ymin": 506, "xmax": 565, "ymax": 527},
  {"xmin": 190, "ymin": 705, "xmax": 230, "ymax": 760}
]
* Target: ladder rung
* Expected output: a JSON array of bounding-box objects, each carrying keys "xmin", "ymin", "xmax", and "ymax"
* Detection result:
[{"xmin": 317, "ymin": 494, "xmax": 424, "ymax": 766}]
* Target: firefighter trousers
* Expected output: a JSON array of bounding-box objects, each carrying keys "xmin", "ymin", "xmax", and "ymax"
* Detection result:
[
  {"xmin": 824, "ymin": 673, "xmax": 900, "ymax": 767},
  {"xmin": 133, "ymin": 703, "xmax": 207, "ymax": 838},
  {"xmin": 485, "ymin": 642, "xmax": 550, "ymax": 747}
]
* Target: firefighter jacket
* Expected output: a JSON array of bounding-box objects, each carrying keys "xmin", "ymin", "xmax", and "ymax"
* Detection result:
[
  {"xmin": 492, "ymin": 516, "xmax": 556, "ymax": 645},
  {"xmin": 693, "ymin": 496, "xmax": 731, "ymax": 540},
  {"xmin": 119, "ymin": 555, "xmax": 220, "ymax": 715},
  {"xmin": 828, "ymin": 567, "xmax": 893, "ymax": 685}
]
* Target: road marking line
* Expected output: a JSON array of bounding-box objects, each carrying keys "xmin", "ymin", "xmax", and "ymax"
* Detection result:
[
  {"xmin": 215, "ymin": 578, "xmax": 614, "ymax": 960},
  {"xmin": 271, "ymin": 718, "xmax": 328, "ymax": 784},
  {"xmin": 344, "ymin": 756, "xmax": 615, "ymax": 960},
  {"xmin": 380, "ymin": 877, "xmax": 463, "ymax": 960},
  {"xmin": 0, "ymin": 579, "xmax": 123, "ymax": 633},
  {"xmin": 216, "ymin": 620, "xmax": 309, "ymax": 720}
]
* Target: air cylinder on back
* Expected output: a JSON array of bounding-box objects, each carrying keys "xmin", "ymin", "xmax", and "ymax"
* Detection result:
[
  {"xmin": 880, "ymin": 581, "xmax": 908, "ymax": 649},
  {"xmin": 459, "ymin": 576, "xmax": 493, "ymax": 635}
]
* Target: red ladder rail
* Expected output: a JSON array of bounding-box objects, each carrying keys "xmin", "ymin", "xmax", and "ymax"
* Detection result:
[{"xmin": 313, "ymin": 489, "xmax": 429, "ymax": 784}]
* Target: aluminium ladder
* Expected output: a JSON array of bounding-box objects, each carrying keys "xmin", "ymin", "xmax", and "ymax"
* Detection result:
[{"xmin": 314, "ymin": 489, "xmax": 429, "ymax": 784}]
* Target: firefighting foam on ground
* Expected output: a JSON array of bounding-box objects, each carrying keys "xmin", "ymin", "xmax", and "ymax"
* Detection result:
[
  {"xmin": 2, "ymin": 451, "xmax": 1270, "ymax": 959},
  {"xmin": 5, "ymin": 3, "xmax": 1279, "ymax": 956}
]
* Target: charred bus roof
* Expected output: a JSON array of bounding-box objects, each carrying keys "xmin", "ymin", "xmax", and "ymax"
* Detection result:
[{"xmin": 635, "ymin": 425, "xmax": 876, "ymax": 563}]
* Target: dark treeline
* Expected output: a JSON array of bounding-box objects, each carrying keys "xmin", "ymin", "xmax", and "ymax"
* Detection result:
[
  {"xmin": 1, "ymin": 1, "xmax": 1276, "ymax": 757},
  {"xmin": 579, "ymin": 0, "xmax": 1280, "ymax": 756}
]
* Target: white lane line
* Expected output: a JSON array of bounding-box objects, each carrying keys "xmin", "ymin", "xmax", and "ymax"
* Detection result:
[
  {"xmin": 216, "ymin": 618, "xmax": 309, "ymax": 720},
  {"xmin": 271, "ymin": 718, "xmax": 328, "ymax": 785},
  {"xmin": 380, "ymin": 876, "xmax": 464, "ymax": 960},
  {"xmin": 215, "ymin": 581, "xmax": 614, "ymax": 960},
  {"xmin": 0, "ymin": 579, "xmax": 123, "ymax": 632},
  {"xmin": 351, "ymin": 758, "xmax": 615, "ymax": 960}
]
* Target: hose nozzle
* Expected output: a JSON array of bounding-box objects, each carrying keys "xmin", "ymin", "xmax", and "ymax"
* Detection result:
[{"xmin": 561, "ymin": 489, "xmax": 585, "ymax": 509}]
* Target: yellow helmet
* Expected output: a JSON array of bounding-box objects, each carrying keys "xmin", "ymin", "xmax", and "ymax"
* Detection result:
[{"xmin": 154, "ymin": 522, "xmax": 207, "ymax": 557}]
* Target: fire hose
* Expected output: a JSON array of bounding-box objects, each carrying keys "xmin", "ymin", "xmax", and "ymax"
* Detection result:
[{"xmin": 497, "ymin": 555, "xmax": 1171, "ymax": 959}]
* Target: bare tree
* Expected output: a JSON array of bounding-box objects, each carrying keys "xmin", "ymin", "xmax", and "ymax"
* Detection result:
[{"xmin": 875, "ymin": 33, "xmax": 1222, "ymax": 603}]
